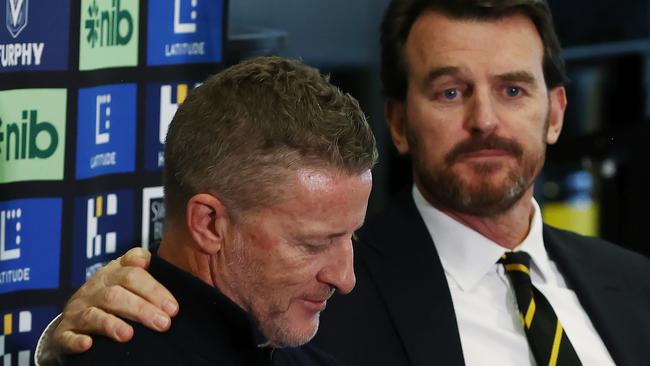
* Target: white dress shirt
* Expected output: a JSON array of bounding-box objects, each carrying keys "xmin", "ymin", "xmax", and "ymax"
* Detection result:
[{"xmin": 412, "ymin": 185, "xmax": 615, "ymax": 366}]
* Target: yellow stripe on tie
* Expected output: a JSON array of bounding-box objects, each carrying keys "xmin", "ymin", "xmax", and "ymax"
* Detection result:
[
  {"xmin": 505, "ymin": 263, "xmax": 529, "ymax": 274},
  {"xmin": 3, "ymin": 313, "xmax": 12, "ymax": 335},
  {"xmin": 548, "ymin": 321, "xmax": 563, "ymax": 366},
  {"xmin": 96, "ymin": 196, "xmax": 103, "ymax": 217},
  {"xmin": 524, "ymin": 298, "xmax": 536, "ymax": 329},
  {"xmin": 177, "ymin": 84, "xmax": 188, "ymax": 104}
]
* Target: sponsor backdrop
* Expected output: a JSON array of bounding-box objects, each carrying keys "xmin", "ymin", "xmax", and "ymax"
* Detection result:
[{"xmin": 0, "ymin": 0, "xmax": 226, "ymax": 363}]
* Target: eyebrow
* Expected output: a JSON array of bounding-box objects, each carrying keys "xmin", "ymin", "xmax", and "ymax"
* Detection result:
[
  {"xmin": 424, "ymin": 66, "xmax": 462, "ymax": 86},
  {"xmin": 495, "ymin": 71, "xmax": 537, "ymax": 86}
]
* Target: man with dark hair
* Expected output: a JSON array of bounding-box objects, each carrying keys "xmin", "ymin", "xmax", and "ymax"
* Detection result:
[
  {"xmin": 58, "ymin": 56, "xmax": 377, "ymax": 365},
  {"xmin": 38, "ymin": 1, "xmax": 650, "ymax": 366}
]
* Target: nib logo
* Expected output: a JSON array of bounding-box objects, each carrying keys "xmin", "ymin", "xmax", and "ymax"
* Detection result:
[
  {"xmin": 0, "ymin": 110, "xmax": 58, "ymax": 162},
  {"xmin": 5, "ymin": 0, "xmax": 29, "ymax": 39},
  {"xmin": 79, "ymin": 0, "xmax": 138, "ymax": 70},
  {"xmin": 0, "ymin": 89, "xmax": 66, "ymax": 184},
  {"xmin": 84, "ymin": 0, "xmax": 133, "ymax": 48}
]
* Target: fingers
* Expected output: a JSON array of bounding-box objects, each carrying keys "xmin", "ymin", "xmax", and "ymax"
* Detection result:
[
  {"xmin": 55, "ymin": 307, "xmax": 133, "ymax": 352},
  {"xmin": 58, "ymin": 330, "xmax": 93, "ymax": 353},
  {"xmin": 120, "ymin": 247, "xmax": 152, "ymax": 269},
  {"xmin": 52, "ymin": 248, "xmax": 179, "ymax": 351},
  {"xmin": 105, "ymin": 266, "xmax": 178, "ymax": 318},
  {"xmin": 97, "ymin": 284, "xmax": 172, "ymax": 331}
]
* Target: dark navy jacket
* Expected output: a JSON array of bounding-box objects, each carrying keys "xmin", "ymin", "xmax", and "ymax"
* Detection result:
[{"xmin": 64, "ymin": 255, "xmax": 343, "ymax": 366}]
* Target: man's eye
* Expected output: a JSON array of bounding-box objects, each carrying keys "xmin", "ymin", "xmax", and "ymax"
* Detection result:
[
  {"xmin": 505, "ymin": 86, "xmax": 521, "ymax": 97},
  {"xmin": 442, "ymin": 88, "xmax": 460, "ymax": 100},
  {"xmin": 302, "ymin": 241, "xmax": 328, "ymax": 253}
]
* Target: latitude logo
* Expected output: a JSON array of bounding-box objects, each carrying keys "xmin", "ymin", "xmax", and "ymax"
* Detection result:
[
  {"xmin": 0, "ymin": 207, "xmax": 22, "ymax": 262},
  {"xmin": 146, "ymin": 0, "xmax": 222, "ymax": 66},
  {"xmin": 76, "ymin": 84, "xmax": 136, "ymax": 179},
  {"xmin": 174, "ymin": 0, "xmax": 197, "ymax": 34},
  {"xmin": 0, "ymin": 89, "xmax": 66, "ymax": 184},
  {"xmin": 5, "ymin": 0, "xmax": 28, "ymax": 39},
  {"xmin": 0, "ymin": 198, "xmax": 61, "ymax": 294},
  {"xmin": 79, "ymin": 0, "xmax": 138, "ymax": 70}
]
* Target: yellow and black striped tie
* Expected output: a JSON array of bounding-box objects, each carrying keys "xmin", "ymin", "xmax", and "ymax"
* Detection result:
[{"xmin": 500, "ymin": 251, "xmax": 581, "ymax": 366}]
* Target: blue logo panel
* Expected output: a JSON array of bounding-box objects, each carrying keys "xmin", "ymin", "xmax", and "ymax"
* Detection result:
[
  {"xmin": 0, "ymin": 198, "xmax": 61, "ymax": 294},
  {"xmin": 147, "ymin": 0, "xmax": 223, "ymax": 65},
  {"xmin": 0, "ymin": 306, "xmax": 58, "ymax": 365},
  {"xmin": 0, "ymin": 0, "xmax": 70, "ymax": 72},
  {"xmin": 71, "ymin": 190, "xmax": 135, "ymax": 287},
  {"xmin": 144, "ymin": 81, "xmax": 198, "ymax": 171},
  {"xmin": 76, "ymin": 84, "xmax": 137, "ymax": 179}
]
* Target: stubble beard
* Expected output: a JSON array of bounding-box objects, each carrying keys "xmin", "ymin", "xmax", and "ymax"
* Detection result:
[
  {"xmin": 257, "ymin": 308, "xmax": 320, "ymax": 347},
  {"xmin": 229, "ymin": 235, "xmax": 319, "ymax": 348},
  {"xmin": 410, "ymin": 116, "xmax": 549, "ymax": 217}
]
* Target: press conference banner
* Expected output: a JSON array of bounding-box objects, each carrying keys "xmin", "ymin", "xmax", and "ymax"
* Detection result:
[{"xmin": 0, "ymin": 0, "xmax": 226, "ymax": 363}]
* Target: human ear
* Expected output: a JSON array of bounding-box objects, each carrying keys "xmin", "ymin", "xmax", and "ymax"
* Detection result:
[
  {"xmin": 186, "ymin": 194, "xmax": 228, "ymax": 255},
  {"xmin": 385, "ymin": 99, "xmax": 410, "ymax": 154},
  {"xmin": 546, "ymin": 86, "xmax": 567, "ymax": 145}
]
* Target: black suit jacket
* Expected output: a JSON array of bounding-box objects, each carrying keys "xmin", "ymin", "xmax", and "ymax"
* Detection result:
[{"xmin": 314, "ymin": 189, "xmax": 650, "ymax": 366}]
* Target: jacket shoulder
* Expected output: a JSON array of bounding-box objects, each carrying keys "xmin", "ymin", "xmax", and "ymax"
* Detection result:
[{"xmin": 544, "ymin": 224, "xmax": 650, "ymax": 293}]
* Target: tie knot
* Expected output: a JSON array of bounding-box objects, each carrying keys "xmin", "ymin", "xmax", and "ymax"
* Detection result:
[{"xmin": 499, "ymin": 251, "xmax": 532, "ymax": 271}]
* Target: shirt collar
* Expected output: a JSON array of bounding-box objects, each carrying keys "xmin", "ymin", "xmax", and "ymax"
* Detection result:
[{"xmin": 412, "ymin": 184, "xmax": 552, "ymax": 291}]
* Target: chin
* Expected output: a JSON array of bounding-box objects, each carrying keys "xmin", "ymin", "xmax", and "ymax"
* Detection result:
[{"xmin": 262, "ymin": 312, "xmax": 320, "ymax": 347}]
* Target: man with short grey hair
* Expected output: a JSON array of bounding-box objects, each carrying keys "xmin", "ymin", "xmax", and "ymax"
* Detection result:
[{"xmin": 59, "ymin": 56, "xmax": 377, "ymax": 365}]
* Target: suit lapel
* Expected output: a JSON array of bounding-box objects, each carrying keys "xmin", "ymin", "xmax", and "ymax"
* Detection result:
[
  {"xmin": 357, "ymin": 190, "xmax": 465, "ymax": 366},
  {"xmin": 542, "ymin": 227, "xmax": 632, "ymax": 366}
]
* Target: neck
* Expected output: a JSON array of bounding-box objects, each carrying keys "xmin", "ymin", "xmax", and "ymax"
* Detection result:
[
  {"xmin": 420, "ymin": 185, "xmax": 535, "ymax": 250},
  {"xmin": 157, "ymin": 226, "xmax": 215, "ymax": 286}
]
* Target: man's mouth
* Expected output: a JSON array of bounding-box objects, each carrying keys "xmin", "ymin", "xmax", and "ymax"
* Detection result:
[
  {"xmin": 458, "ymin": 149, "xmax": 513, "ymax": 159},
  {"xmin": 299, "ymin": 298, "xmax": 328, "ymax": 312},
  {"xmin": 299, "ymin": 289, "xmax": 334, "ymax": 312},
  {"xmin": 445, "ymin": 135, "xmax": 523, "ymax": 165}
]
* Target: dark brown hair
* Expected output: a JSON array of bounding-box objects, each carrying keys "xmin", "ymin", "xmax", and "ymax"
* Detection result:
[
  {"xmin": 381, "ymin": 0, "xmax": 568, "ymax": 101},
  {"xmin": 164, "ymin": 56, "xmax": 378, "ymax": 222}
]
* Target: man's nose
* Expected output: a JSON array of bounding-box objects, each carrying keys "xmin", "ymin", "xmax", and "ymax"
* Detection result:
[
  {"xmin": 318, "ymin": 240, "xmax": 356, "ymax": 295},
  {"xmin": 465, "ymin": 88, "xmax": 498, "ymax": 135}
]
